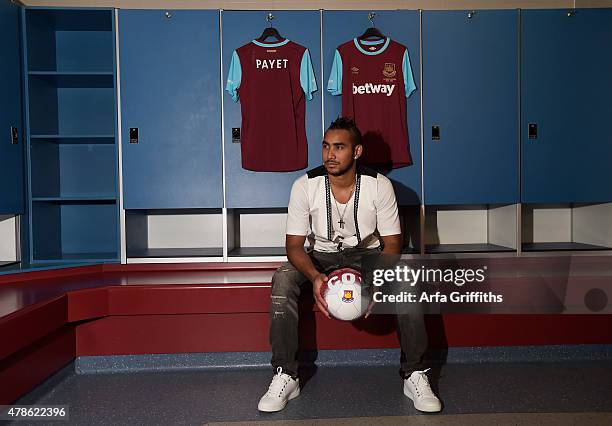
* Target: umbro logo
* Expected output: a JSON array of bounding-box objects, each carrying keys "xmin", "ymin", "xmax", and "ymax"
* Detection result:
[{"xmin": 351, "ymin": 67, "xmax": 359, "ymax": 74}]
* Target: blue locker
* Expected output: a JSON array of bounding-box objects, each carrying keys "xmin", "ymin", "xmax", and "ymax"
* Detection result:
[
  {"xmin": 521, "ymin": 9, "xmax": 612, "ymax": 203},
  {"xmin": 223, "ymin": 10, "xmax": 322, "ymax": 208},
  {"xmin": 120, "ymin": 10, "xmax": 222, "ymax": 209},
  {"xmin": 423, "ymin": 10, "xmax": 519, "ymax": 205},
  {"xmin": 22, "ymin": 8, "xmax": 120, "ymax": 263},
  {"xmin": 0, "ymin": 0, "xmax": 24, "ymax": 215},
  {"xmin": 323, "ymin": 10, "xmax": 422, "ymax": 205}
]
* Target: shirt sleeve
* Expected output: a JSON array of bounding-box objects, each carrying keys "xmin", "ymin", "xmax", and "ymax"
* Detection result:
[
  {"xmin": 376, "ymin": 175, "xmax": 401, "ymax": 236},
  {"xmin": 225, "ymin": 50, "xmax": 242, "ymax": 102},
  {"xmin": 327, "ymin": 49, "xmax": 343, "ymax": 96},
  {"xmin": 285, "ymin": 176, "xmax": 310, "ymax": 236},
  {"xmin": 300, "ymin": 49, "xmax": 318, "ymax": 101},
  {"xmin": 402, "ymin": 49, "xmax": 417, "ymax": 98}
]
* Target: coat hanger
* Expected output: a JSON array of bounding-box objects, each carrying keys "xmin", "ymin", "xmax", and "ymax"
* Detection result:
[
  {"xmin": 358, "ymin": 12, "xmax": 386, "ymax": 41},
  {"xmin": 256, "ymin": 13, "xmax": 284, "ymax": 42}
]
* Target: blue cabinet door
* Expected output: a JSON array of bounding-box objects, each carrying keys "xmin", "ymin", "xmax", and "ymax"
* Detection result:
[
  {"xmin": 223, "ymin": 11, "xmax": 322, "ymax": 208},
  {"xmin": 323, "ymin": 10, "xmax": 422, "ymax": 205},
  {"xmin": 0, "ymin": 0, "xmax": 24, "ymax": 214},
  {"xmin": 521, "ymin": 9, "xmax": 612, "ymax": 203},
  {"xmin": 120, "ymin": 10, "xmax": 222, "ymax": 209},
  {"xmin": 423, "ymin": 10, "xmax": 519, "ymax": 205}
]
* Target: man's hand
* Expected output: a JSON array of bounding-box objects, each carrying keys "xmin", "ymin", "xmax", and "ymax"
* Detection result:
[
  {"xmin": 286, "ymin": 235, "xmax": 333, "ymax": 319},
  {"xmin": 312, "ymin": 273, "xmax": 331, "ymax": 319}
]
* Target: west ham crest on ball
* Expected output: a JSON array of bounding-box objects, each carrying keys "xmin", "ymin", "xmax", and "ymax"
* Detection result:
[{"xmin": 342, "ymin": 289, "xmax": 354, "ymax": 303}]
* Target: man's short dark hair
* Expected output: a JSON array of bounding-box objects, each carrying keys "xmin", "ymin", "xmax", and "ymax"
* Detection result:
[{"xmin": 326, "ymin": 116, "xmax": 362, "ymax": 147}]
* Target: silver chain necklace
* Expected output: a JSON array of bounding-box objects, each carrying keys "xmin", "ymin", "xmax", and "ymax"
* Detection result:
[{"xmin": 331, "ymin": 182, "xmax": 355, "ymax": 229}]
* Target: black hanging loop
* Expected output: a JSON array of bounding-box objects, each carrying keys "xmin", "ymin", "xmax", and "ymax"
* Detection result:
[
  {"xmin": 257, "ymin": 12, "xmax": 284, "ymax": 42},
  {"xmin": 359, "ymin": 11, "xmax": 385, "ymax": 41}
]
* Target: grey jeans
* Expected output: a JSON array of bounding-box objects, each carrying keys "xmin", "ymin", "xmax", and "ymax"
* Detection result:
[{"xmin": 269, "ymin": 248, "xmax": 428, "ymax": 379}]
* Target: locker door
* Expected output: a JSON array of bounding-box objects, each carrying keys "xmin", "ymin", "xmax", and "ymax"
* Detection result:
[
  {"xmin": 222, "ymin": 11, "xmax": 322, "ymax": 208},
  {"xmin": 323, "ymin": 10, "xmax": 422, "ymax": 205},
  {"xmin": 0, "ymin": 0, "xmax": 24, "ymax": 214},
  {"xmin": 423, "ymin": 10, "xmax": 519, "ymax": 205},
  {"xmin": 521, "ymin": 9, "xmax": 612, "ymax": 203},
  {"xmin": 120, "ymin": 10, "xmax": 222, "ymax": 209}
]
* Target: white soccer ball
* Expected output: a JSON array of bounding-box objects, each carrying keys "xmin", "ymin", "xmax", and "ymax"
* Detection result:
[{"xmin": 323, "ymin": 268, "xmax": 371, "ymax": 321}]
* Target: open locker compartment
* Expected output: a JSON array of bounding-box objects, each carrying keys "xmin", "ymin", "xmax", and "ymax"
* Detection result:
[
  {"xmin": 227, "ymin": 208, "xmax": 288, "ymax": 258},
  {"xmin": 425, "ymin": 204, "xmax": 518, "ymax": 254},
  {"xmin": 125, "ymin": 209, "xmax": 224, "ymax": 261},
  {"xmin": 0, "ymin": 215, "xmax": 20, "ymax": 269},
  {"xmin": 522, "ymin": 203, "xmax": 612, "ymax": 252}
]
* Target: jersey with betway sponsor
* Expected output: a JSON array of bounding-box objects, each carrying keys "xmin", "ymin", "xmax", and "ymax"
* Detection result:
[
  {"xmin": 226, "ymin": 39, "xmax": 317, "ymax": 172},
  {"xmin": 328, "ymin": 38, "xmax": 416, "ymax": 168}
]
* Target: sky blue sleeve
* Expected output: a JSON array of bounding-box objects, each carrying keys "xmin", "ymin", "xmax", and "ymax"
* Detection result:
[
  {"xmin": 327, "ymin": 49, "xmax": 342, "ymax": 96},
  {"xmin": 300, "ymin": 49, "xmax": 318, "ymax": 101},
  {"xmin": 225, "ymin": 50, "xmax": 241, "ymax": 102},
  {"xmin": 402, "ymin": 49, "xmax": 417, "ymax": 98}
]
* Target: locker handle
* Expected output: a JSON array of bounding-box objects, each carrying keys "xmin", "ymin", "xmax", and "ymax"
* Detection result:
[
  {"xmin": 431, "ymin": 125, "xmax": 440, "ymax": 141},
  {"xmin": 528, "ymin": 123, "xmax": 537, "ymax": 140},
  {"xmin": 130, "ymin": 128, "xmax": 139, "ymax": 144},
  {"xmin": 10, "ymin": 126, "xmax": 18, "ymax": 145}
]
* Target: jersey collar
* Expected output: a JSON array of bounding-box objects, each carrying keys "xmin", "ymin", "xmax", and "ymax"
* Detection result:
[
  {"xmin": 353, "ymin": 37, "xmax": 390, "ymax": 56},
  {"xmin": 252, "ymin": 38, "xmax": 290, "ymax": 48}
]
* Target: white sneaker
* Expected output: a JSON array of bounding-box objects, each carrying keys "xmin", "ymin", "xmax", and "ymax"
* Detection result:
[
  {"xmin": 257, "ymin": 367, "xmax": 300, "ymax": 412},
  {"xmin": 403, "ymin": 368, "xmax": 442, "ymax": 412}
]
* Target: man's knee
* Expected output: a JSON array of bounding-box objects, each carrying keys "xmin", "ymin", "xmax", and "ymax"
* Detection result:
[
  {"xmin": 271, "ymin": 266, "xmax": 304, "ymax": 319},
  {"xmin": 271, "ymin": 265, "xmax": 303, "ymax": 298}
]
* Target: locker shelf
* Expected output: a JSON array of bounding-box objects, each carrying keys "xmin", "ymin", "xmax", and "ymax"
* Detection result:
[
  {"xmin": 522, "ymin": 242, "xmax": 610, "ymax": 252},
  {"xmin": 27, "ymin": 71, "xmax": 114, "ymax": 87},
  {"xmin": 228, "ymin": 247, "xmax": 287, "ymax": 257},
  {"xmin": 0, "ymin": 261, "xmax": 104, "ymax": 275},
  {"xmin": 426, "ymin": 243, "xmax": 515, "ymax": 254},
  {"xmin": 32, "ymin": 196, "xmax": 116, "ymax": 202},
  {"xmin": 127, "ymin": 248, "xmax": 224, "ymax": 258},
  {"xmin": 31, "ymin": 254, "xmax": 118, "ymax": 263},
  {"xmin": 31, "ymin": 135, "xmax": 115, "ymax": 144}
]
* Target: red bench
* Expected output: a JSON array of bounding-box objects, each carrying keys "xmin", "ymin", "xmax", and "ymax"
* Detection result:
[{"xmin": 1, "ymin": 259, "xmax": 611, "ymax": 404}]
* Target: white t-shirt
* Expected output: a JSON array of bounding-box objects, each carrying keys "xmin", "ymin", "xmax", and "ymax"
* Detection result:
[{"xmin": 285, "ymin": 165, "xmax": 401, "ymax": 252}]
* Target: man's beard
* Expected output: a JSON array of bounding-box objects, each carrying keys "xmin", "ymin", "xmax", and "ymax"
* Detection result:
[{"xmin": 325, "ymin": 159, "xmax": 355, "ymax": 176}]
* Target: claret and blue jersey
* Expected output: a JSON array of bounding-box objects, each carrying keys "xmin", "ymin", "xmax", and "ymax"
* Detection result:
[
  {"xmin": 327, "ymin": 37, "xmax": 417, "ymax": 168},
  {"xmin": 226, "ymin": 39, "xmax": 317, "ymax": 172}
]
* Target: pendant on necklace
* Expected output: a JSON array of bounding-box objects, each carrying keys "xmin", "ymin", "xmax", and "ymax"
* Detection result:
[{"xmin": 338, "ymin": 218, "xmax": 345, "ymax": 229}]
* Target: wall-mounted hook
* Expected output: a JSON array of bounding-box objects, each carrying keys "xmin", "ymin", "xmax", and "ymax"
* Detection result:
[
  {"xmin": 467, "ymin": 10, "xmax": 476, "ymax": 19},
  {"xmin": 165, "ymin": 11, "xmax": 172, "ymax": 19},
  {"xmin": 368, "ymin": 12, "xmax": 377, "ymax": 27},
  {"xmin": 567, "ymin": 9, "xmax": 576, "ymax": 17},
  {"xmin": 267, "ymin": 12, "xmax": 275, "ymax": 27}
]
